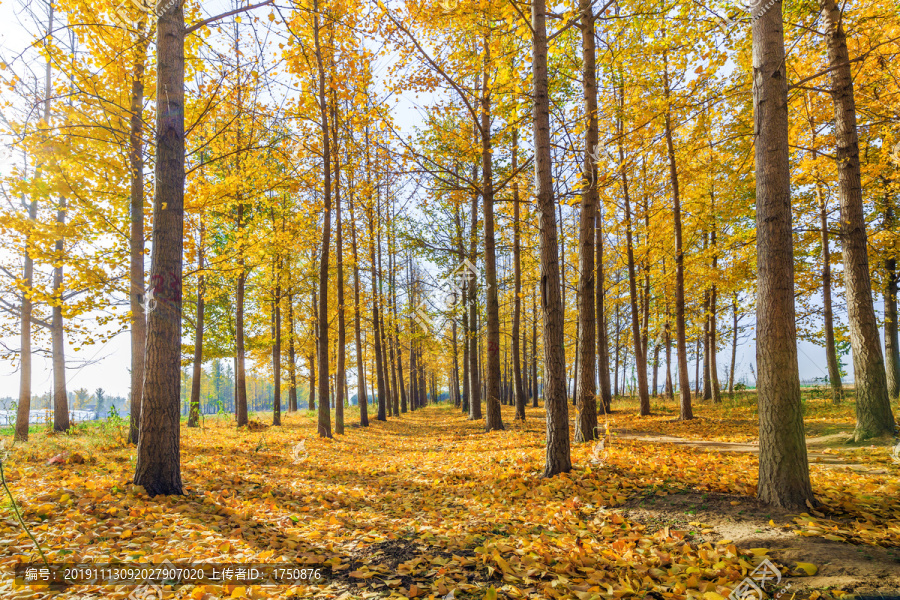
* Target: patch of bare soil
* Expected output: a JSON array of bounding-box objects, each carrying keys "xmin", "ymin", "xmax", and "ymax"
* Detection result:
[
  {"xmin": 611, "ymin": 429, "xmax": 894, "ymax": 474},
  {"xmin": 622, "ymin": 491, "xmax": 900, "ymax": 596}
]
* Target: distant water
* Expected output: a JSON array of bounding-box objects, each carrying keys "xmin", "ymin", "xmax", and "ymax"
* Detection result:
[{"xmin": 0, "ymin": 410, "xmax": 100, "ymax": 426}]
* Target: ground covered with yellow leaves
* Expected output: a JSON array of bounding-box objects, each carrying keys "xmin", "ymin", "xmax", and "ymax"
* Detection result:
[{"xmin": 1, "ymin": 395, "xmax": 899, "ymax": 600}]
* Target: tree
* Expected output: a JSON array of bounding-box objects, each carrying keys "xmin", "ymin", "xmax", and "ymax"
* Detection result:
[
  {"xmin": 820, "ymin": 0, "xmax": 896, "ymax": 440},
  {"xmin": 752, "ymin": 0, "xmax": 815, "ymax": 509},
  {"xmin": 532, "ymin": 0, "xmax": 570, "ymax": 477},
  {"xmin": 574, "ymin": 0, "xmax": 598, "ymax": 441}
]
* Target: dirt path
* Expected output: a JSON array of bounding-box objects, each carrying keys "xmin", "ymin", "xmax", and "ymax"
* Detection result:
[
  {"xmin": 607, "ymin": 429, "xmax": 900, "ymax": 595},
  {"xmin": 610, "ymin": 429, "xmax": 894, "ymax": 474},
  {"xmin": 620, "ymin": 491, "xmax": 900, "ymax": 597}
]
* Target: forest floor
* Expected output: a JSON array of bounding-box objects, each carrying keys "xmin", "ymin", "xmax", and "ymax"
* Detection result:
[{"xmin": 0, "ymin": 393, "xmax": 898, "ymax": 600}]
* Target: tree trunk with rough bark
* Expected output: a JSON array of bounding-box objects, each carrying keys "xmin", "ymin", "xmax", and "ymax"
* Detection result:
[
  {"xmin": 821, "ymin": 0, "xmax": 895, "ymax": 438},
  {"xmin": 235, "ymin": 209, "xmax": 248, "ymax": 427},
  {"xmin": 481, "ymin": 37, "xmax": 503, "ymax": 432},
  {"xmin": 753, "ymin": 0, "xmax": 816, "ymax": 509},
  {"xmin": 885, "ymin": 205, "xmax": 900, "ymax": 402},
  {"xmin": 51, "ymin": 194, "xmax": 70, "ymax": 432},
  {"xmin": 575, "ymin": 0, "xmax": 598, "ymax": 439},
  {"xmin": 349, "ymin": 190, "xmax": 368, "ymax": 425},
  {"xmin": 512, "ymin": 132, "xmax": 526, "ymax": 421},
  {"xmin": 272, "ymin": 253, "xmax": 282, "ymax": 427},
  {"xmin": 817, "ymin": 172, "xmax": 843, "ymax": 403},
  {"xmin": 127, "ymin": 25, "xmax": 148, "ymax": 445},
  {"xmin": 133, "ymin": 0, "xmax": 185, "ymax": 496},
  {"xmin": 188, "ymin": 226, "xmax": 205, "ymax": 428},
  {"xmin": 333, "ymin": 100, "xmax": 345, "ymax": 434},
  {"xmin": 663, "ymin": 55, "xmax": 692, "ymax": 421},
  {"xmin": 314, "ymin": 0, "xmax": 332, "ymax": 438},
  {"xmin": 287, "ymin": 289, "xmax": 298, "ymax": 412},
  {"xmin": 596, "ymin": 212, "xmax": 612, "ymax": 413},
  {"xmin": 533, "ymin": 0, "xmax": 570, "ymax": 476}
]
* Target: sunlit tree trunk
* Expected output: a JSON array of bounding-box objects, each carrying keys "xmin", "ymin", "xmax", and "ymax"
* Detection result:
[
  {"xmin": 127, "ymin": 25, "xmax": 149, "ymax": 445},
  {"xmin": 188, "ymin": 225, "xmax": 205, "ymax": 428},
  {"xmin": 596, "ymin": 210, "xmax": 612, "ymax": 413},
  {"xmin": 287, "ymin": 288, "xmax": 298, "ymax": 412},
  {"xmin": 235, "ymin": 207, "xmax": 248, "ymax": 427},
  {"xmin": 729, "ymin": 293, "xmax": 738, "ymax": 395},
  {"xmin": 455, "ymin": 204, "xmax": 470, "ymax": 414},
  {"xmin": 532, "ymin": 287, "xmax": 539, "ymax": 407},
  {"xmin": 663, "ymin": 54, "xmax": 692, "ymax": 421},
  {"xmin": 512, "ymin": 132, "xmax": 526, "ymax": 421},
  {"xmin": 533, "ymin": 0, "xmax": 570, "ymax": 476},
  {"xmin": 333, "ymin": 100, "xmax": 345, "ymax": 434},
  {"xmin": 349, "ymin": 189, "xmax": 368, "ymax": 425},
  {"xmin": 575, "ymin": 0, "xmax": 598, "ymax": 438},
  {"xmin": 51, "ymin": 193, "xmax": 70, "ymax": 432},
  {"xmin": 820, "ymin": 0, "xmax": 896, "ymax": 439},
  {"xmin": 480, "ymin": 36, "xmax": 503, "ymax": 432},
  {"xmin": 133, "ymin": 0, "xmax": 185, "ymax": 495},
  {"xmin": 468, "ymin": 160, "xmax": 482, "ymax": 421},
  {"xmin": 614, "ymin": 80, "xmax": 650, "ymax": 416},
  {"xmin": 369, "ymin": 195, "xmax": 387, "ymax": 421},
  {"xmin": 753, "ymin": 0, "xmax": 816, "ymax": 508},
  {"xmin": 816, "ymin": 169, "xmax": 843, "ymax": 403},
  {"xmin": 272, "ymin": 252, "xmax": 282, "ymax": 427},
  {"xmin": 313, "ymin": 0, "xmax": 332, "ymax": 437},
  {"xmin": 885, "ymin": 203, "xmax": 900, "ymax": 402},
  {"xmin": 16, "ymin": 3, "xmax": 55, "ymax": 441}
]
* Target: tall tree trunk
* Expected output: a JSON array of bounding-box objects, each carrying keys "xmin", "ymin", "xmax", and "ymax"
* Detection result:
[
  {"xmin": 596, "ymin": 211, "xmax": 612, "ymax": 413},
  {"xmin": 533, "ymin": 0, "xmax": 571, "ymax": 476},
  {"xmin": 188, "ymin": 225, "xmax": 205, "ymax": 428},
  {"xmin": 394, "ymin": 274, "xmax": 407, "ymax": 415},
  {"xmin": 288, "ymin": 289, "xmax": 298, "ymax": 412},
  {"xmin": 821, "ymin": 0, "xmax": 895, "ymax": 438},
  {"xmin": 377, "ymin": 215, "xmax": 393, "ymax": 418},
  {"xmin": 272, "ymin": 252, "xmax": 282, "ymax": 427},
  {"xmin": 709, "ymin": 198, "xmax": 722, "ymax": 403},
  {"xmin": 333, "ymin": 100, "xmax": 345, "ymax": 435},
  {"xmin": 663, "ymin": 54, "xmax": 692, "ymax": 421},
  {"xmin": 816, "ymin": 171, "xmax": 843, "ymax": 402},
  {"xmin": 695, "ymin": 337, "xmax": 702, "ymax": 397},
  {"xmin": 128, "ymin": 25, "xmax": 148, "ymax": 445},
  {"xmin": 308, "ymin": 353, "xmax": 316, "ymax": 411},
  {"xmin": 729, "ymin": 294, "xmax": 738, "ymax": 394},
  {"xmin": 17, "ymin": 2, "xmax": 54, "ymax": 442},
  {"xmin": 703, "ymin": 286, "xmax": 712, "ymax": 400},
  {"xmin": 51, "ymin": 194, "xmax": 70, "ymax": 432},
  {"xmin": 349, "ymin": 190, "xmax": 368, "ymax": 426},
  {"xmin": 665, "ymin": 314, "xmax": 674, "ymax": 399},
  {"xmin": 468, "ymin": 161, "xmax": 482, "ymax": 421},
  {"xmin": 235, "ymin": 207, "xmax": 248, "ymax": 427},
  {"xmin": 388, "ymin": 205, "xmax": 404, "ymax": 416},
  {"xmin": 532, "ymin": 287, "xmax": 539, "ymax": 407},
  {"xmin": 753, "ymin": 0, "xmax": 816, "ymax": 508},
  {"xmin": 512, "ymin": 131, "xmax": 526, "ymax": 421},
  {"xmin": 885, "ymin": 203, "xmax": 900, "ymax": 402},
  {"xmin": 133, "ymin": 0, "xmax": 184, "ymax": 496},
  {"xmin": 370, "ymin": 198, "xmax": 387, "ymax": 421},
  {"xmin": 313, "ymin": 0, "xmax": 332, "ymax": 438},
  {"xmin": 613, "ymin": 300, "xmax": 621, "ymax": 397},
  {"xmin": 652, "ymin": 343, "xmax": 660, "ymax": 398},
  {"xmin": 617, "ymin": 109, "xmax": 650, "ymax": 416},
  {"xmin": 574, "ymin": 0, "xmax": 598, "ymax": 439},
  {"xmin": 481, "ymin": 36, "xmax": 503, "ymax": 432}
]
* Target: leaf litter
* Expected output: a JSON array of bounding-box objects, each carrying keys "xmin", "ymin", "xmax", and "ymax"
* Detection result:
[{"xmin": 0, "ymin": 400, "xmax": 898, "ymax": 599}]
